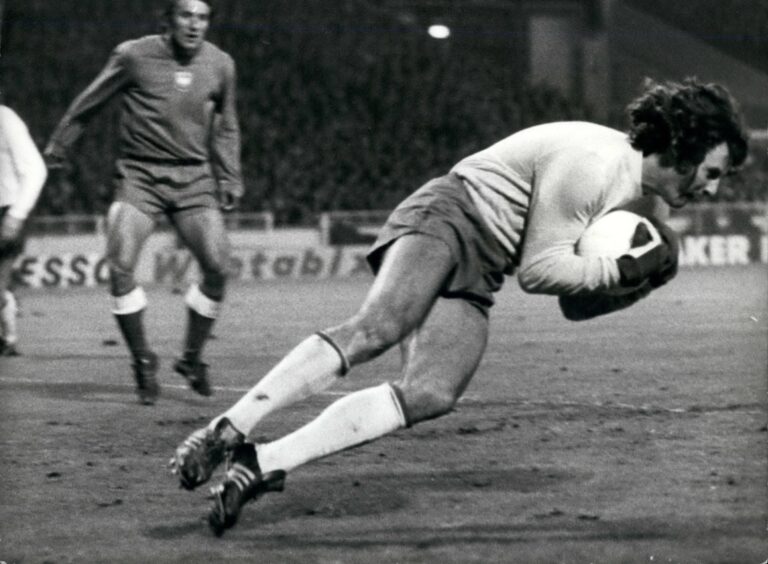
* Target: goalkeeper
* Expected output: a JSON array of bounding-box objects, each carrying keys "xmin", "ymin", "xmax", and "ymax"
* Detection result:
[{"xmin": 171, "ymin": 78, "xmax": 748, "ymax": 535}]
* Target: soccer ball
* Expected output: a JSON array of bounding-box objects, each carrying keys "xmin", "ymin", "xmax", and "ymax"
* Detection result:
[
  {"xmin": 576, "ymin": 210, "xmax": 658, "ymax": 258},
  {"xmin": 576, "ymin": 210, "xmax": 659, "ymax": 294}
]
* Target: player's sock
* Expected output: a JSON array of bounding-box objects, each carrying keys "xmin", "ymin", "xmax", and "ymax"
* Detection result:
[
  {"xmin": 217, "ymin": 332, "xmax": 350, "ymax": 436},
  {"xmin": 182, "ymin": 284, "xmax": 220, "ymax": 362},
  {"xmin": 112, "ymin": 287, "xmax": 151, "ymax": 359},
  {"xmin": 256, "ymin": 383, "xmax": 407, "ymax": 473},
  {"xmin": 0, "ymin": 290, "xmax": 19, "ymax": 345}
]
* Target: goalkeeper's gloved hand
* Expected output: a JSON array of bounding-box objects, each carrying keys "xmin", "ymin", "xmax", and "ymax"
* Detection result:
[
  {"xmin": 559, "ymin": 282, "xmax": 652, "ymax": 321},
  {"xmin": 615, "ymin": 218, "xmax": 680, "ymax": 289}
]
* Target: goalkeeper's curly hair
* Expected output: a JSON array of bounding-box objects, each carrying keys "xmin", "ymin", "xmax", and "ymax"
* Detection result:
[{"xmin": 626, "ymin": 77, "xmax": 748, "ymax": 173}]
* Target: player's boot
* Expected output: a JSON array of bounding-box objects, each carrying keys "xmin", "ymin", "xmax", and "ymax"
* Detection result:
[
  {"xmin": 171, "ymin": 418, "xmax": 244, "ymax": 490},
  {"xmin": 208, "ymin": 443, "xmax": 286, "ymax": 537},
  {"xmin": 0, "ymin": 337, "xmax": 21, "ymax": 356},
  {"xmin": 174, "ymin": 356, "xmax": 212, "ymax": 396},
  {"xmin": 132, "ymin": 351, "xmax": 159, "ymax": 405},
  {"xmin": 1, "ymin": 343, "xmax": 21, "ymax": 356}
]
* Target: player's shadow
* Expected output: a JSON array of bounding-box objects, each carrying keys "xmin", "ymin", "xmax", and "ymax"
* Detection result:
[
  {"xmin": 1, "ymin": 379, "xmax": 128, "ymax": 402},
  {"xmin": 145, "ymin": 466, "xmax": 586, "ymax": 540},
  {"xmin": 148, "ymin": 511, "xmax": 753, "ymax": 549}
]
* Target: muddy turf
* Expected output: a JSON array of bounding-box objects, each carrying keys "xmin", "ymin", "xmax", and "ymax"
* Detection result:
[{"xmin": 1, "ymin": 266, "xmax": 766, "ymax": 563}]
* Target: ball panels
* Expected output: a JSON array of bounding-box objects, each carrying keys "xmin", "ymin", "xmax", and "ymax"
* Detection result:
[{"xmin": 576, "ymin": 210, "xmax": 657, "ymax": 258}]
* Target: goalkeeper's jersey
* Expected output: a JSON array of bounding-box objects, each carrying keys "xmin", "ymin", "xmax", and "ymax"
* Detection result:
[
  {"xmin": 451, "ymin": 121, "xmax": 650, "ymax": 295},
  {"xmin": 46, "ymin": 35, "xmax": 243, "ymax": 197}
]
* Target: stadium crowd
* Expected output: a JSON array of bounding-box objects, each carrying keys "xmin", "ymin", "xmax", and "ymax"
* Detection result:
[
  {"xmin": 625, "ymin": 0, "xmax": 768, "ymax": 72},
  {"xmin": 1, "ymin": 0, "xmax": 766, "ymax": 224}
]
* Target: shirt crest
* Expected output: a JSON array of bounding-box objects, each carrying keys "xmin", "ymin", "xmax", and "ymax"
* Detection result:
[{"xmin": 174, "ymin": 71, "xmax": 194, "ymax": 92}]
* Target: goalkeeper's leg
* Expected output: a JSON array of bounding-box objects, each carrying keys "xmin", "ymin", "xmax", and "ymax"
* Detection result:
[
  {"xmin": 218, "ymin": 233, "xmax": 455, "ymax": 436},
  {"xmin": 258, "ymin": 295, "xmax": 488, "ymax": 471},
  {"xmin": 207, "ymin": 296, "xmax": 489, "ymax": 535},
  {"xmin": 172, "ymin": 233, "xmax": 456, "ymax": 489}
]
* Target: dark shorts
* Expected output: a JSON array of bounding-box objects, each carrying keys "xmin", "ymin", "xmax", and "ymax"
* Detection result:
[
  {"xmin": 0, "ymin": 207, "xmax": 26, "ymax": 259},
  {"xmin": 367, "ymin": 173, "xmax": 512, "ymax": 314},
  {"xmin": 113, "ymin": 158, "xmax": 220, "ymax": 218}
]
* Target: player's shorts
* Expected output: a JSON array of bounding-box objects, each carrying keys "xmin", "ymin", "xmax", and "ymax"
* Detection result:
[
  {"xmin": 367, "ymin": 173, "xmax": 513, "ymax": 315},
  {"xmin": 112, "ymin": 157, "xmax": 220, "ymax": 218},
  {"xmin": 0, "ymin": 206, "xmax": 26, "ymax": 259}
]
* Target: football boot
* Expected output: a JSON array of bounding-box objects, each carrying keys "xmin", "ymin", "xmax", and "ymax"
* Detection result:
[
  {"xmin": 208, "ymin": 443, "xmax": 286, "ymax": 537},
  {"xmin": 132, "ymin": 351, "xmax": 159, "ymax": 405},
  {"xmin": 171, "ymin": 418, "xmax": 244, "ymax": 490},
  {"xmin": 174, "ymin": 357, "xmax": 212, "ymax": 396},
  {"xmin": 0, "ymin": 338, "xmax": 21, "ymax": 357}
]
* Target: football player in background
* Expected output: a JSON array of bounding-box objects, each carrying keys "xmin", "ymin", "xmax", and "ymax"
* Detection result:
[
  {"xmin": 171, "ymin": 78, "xmax": 748, "ymax": 535},
  {"xmin": 44, "ymin": 0, "xmax": 243, "ymax": 405},
  {"xmin": 0, "ymin": 96, "xmax": 47, "ymax": 356}
]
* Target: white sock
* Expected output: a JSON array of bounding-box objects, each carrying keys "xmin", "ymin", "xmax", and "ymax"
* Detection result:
[
  {"xmin": 218, "ymin": 333, "xmax": 348, "ymax": 436},
  {"xmin": 1, "ymin": 291, "xmax": 18, "ymax": 344},
  {"xmin": 256, "ymin": 383, "xmax": 407, "ymax": 474}
]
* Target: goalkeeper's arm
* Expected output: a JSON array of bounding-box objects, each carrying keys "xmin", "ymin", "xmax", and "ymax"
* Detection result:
[
  {"xmin": 616, "ymin": 218, "xmax": 680, "ymax": 289},
  {"xmin": 559, "ymin": 283, "xmax": 653, "ymax": 321}
]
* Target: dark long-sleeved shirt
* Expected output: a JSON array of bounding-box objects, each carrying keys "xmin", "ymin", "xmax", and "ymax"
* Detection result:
[{"xmin": 46, "ymin": 35, "xmax": 243, "ymax": 197}]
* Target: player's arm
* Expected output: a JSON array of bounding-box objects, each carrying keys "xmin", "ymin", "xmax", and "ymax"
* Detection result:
[
  {"xmin": 43, "ymin": 44, "xmax": 131, "ymax": 164},
  {"xmin": 210, "ymin": 55, "xmax": 243, "ymax": 211},
  {"xmin": 558, "ymin": 217, "xmax": 679, "ymax": 321},
  {"xmin": 558, "ymin": 283, "xmax": 653, "ymax": 321},
  {"xmin": 614, "ymin": 217, "xmax": 679, "ymax": 288},
  {"xmin": 517, "ymin": 151, "xmax": 679, "ymax": 296},
  {"xmin": 0, "ymin": 108, "xmax": 47, "ymax": 242},
  {"xmin": 516, "ymin": 152, "xmax": 622, "ymax": 295}
]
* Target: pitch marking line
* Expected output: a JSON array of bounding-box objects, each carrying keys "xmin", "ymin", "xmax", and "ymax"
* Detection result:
[
  {"xmin": 0, "ymin": 375, "xmax": 735, "ymax": 414},
  {"xmin": 0, "ymin": 375, "xmax": 354, "ymax": 397}
]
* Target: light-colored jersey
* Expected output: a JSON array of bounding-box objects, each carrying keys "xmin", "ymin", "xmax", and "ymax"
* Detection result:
[
  {"xmin": 46, "ymin": 35, "xmax": 243, "ymax": 197},
  {"xmin": 0, "ymin": 105, "xmax": 47, "ymax": 220},
  {"xmin": 451, "ymin": 121, "xmax": 646, "ymax": 295}
]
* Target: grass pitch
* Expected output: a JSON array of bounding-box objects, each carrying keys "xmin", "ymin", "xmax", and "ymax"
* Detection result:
[{"xmin": 1, "ymin": 266, "xmax": 766, "ymax": 563}]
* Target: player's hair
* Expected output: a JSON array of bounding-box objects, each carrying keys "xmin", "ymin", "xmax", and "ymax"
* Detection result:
[
  {"xmin": 160, "ymin": 0, "xmax": 215, "ymax": 31},
  {"xmin": 626, "ymin": 77, "xmax": 748, "ymax": 172}
]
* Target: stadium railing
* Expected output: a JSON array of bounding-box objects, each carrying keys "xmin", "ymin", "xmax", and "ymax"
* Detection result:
[
  {"xmin": 320, "ymin": 203, "xmax": 768, "ymax": 246},
  {"xmin": 26, "ymin": 212, "xmax": 275, "ymax": 236},
  {"xmin": 25, "ymin": 203, "xmax": 767, "ymax": 243}
]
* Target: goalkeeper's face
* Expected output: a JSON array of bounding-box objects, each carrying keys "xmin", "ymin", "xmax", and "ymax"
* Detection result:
[
  {"xmin": 169, "ymin": 0, "xmax": 211, "ymax": 55},
  {"xmin": 655, "ymin": 143, "xmax": 732, "ymax": 208}
]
